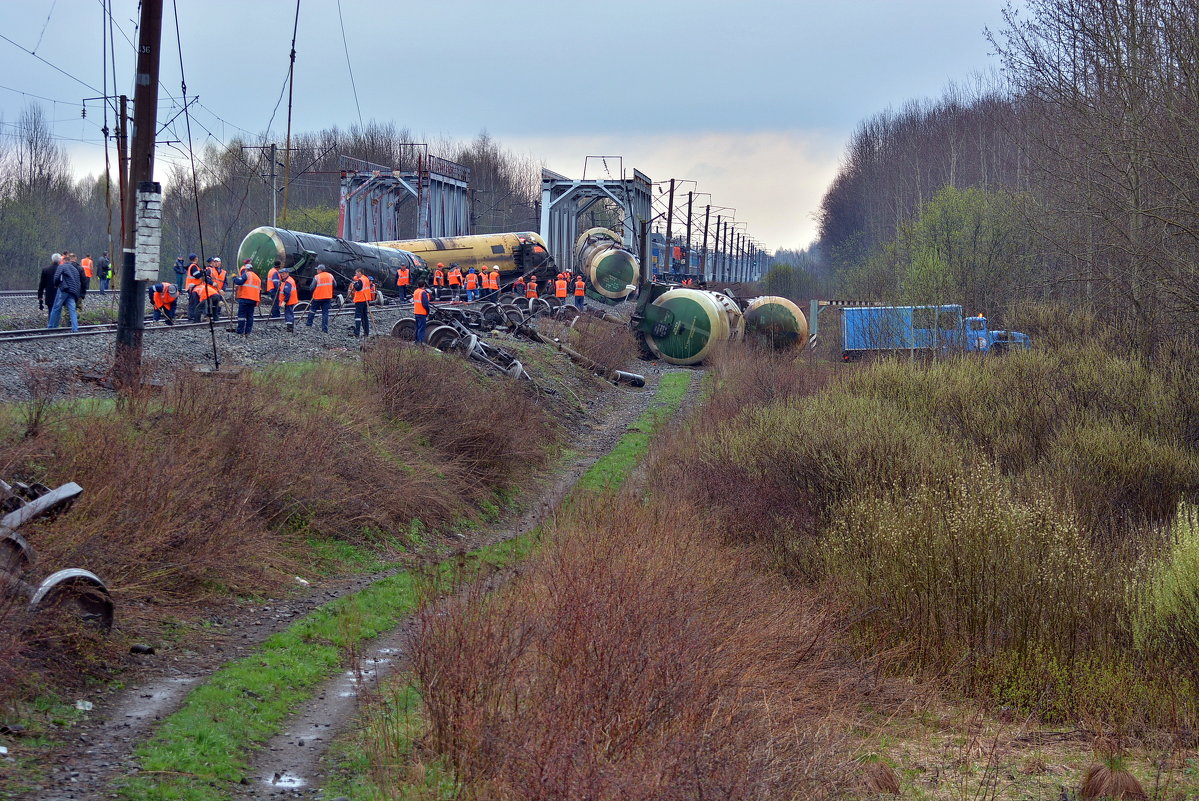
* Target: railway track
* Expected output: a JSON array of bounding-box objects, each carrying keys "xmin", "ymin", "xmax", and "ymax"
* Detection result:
[
  {"xmin": 0, "ymin": 305, "xmax": 406, "ymax": 344},
  {"xmin": 0, "ymin": 293, "xmax": 562, "ymax": 345}
]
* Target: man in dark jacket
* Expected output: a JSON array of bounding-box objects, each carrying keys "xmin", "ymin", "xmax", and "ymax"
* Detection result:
[
  {"xmin": 48, "ymin": 254, "xmax": 82, "ymax": 332},
  {"xmin": 97, "ymin": 252, "xmax": 112, "ymax": 294},
  {"xmin": 37, "ymin": 253, "xmax": 61, "ymax": 316},
  {"xmin": 174, "ymin": 255, "xmax": 187, "ymax": 292}
]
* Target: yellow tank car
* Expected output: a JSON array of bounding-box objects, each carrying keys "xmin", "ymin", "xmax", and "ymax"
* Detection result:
[{"xmin": 370, "ymin": 232, "xmax": 554, "ymax": 282}]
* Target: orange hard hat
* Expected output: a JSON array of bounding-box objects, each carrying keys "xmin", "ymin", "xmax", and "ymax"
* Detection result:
[{"xmin": 437, "ymin": 262, "xmax": 445, "ymax": 268}]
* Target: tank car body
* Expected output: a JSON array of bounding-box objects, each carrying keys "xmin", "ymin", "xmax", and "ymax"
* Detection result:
[
  {"xmin": 370, "ymin": 231, "xmax": 555, "ymax": 283},
  {"xmin": 237, "ymin": 227, "xmax": 426, "ymax": 299},
  {"xmin": 574, "ymin": 228, "xmax": 640, "ymax": 304}
]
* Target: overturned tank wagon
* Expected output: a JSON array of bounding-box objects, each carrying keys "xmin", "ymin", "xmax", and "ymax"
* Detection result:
[
  {"xmin": 741, "ymin": 296, "xmax": 809, "ymax": 350},
  {"xmin": 574, "ymin": 228, "xmax": 640, "ymax": 304},
  {"xmin": 369, "ymin": 231, "xmax": 555, "ymax": 283},
  {"xmin": 631, "ymin": 285, "xmax": 745, "ymax": 366},
  {"xmin": 236, "ymin": 227, "xmax": 427, "ymax": 299}
]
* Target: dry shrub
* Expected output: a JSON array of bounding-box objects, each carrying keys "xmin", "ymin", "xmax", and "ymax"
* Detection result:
[
  {"xmin": 562, "ymin": 314, "xmax": 637, "ymax": 374},
  {"xmin": 413, "ymin": 496, "xmax": 869, "ymax": 800},
  {"xmin": 5, "ymin": 368, "xmax": 468, "ymax": 607},
  {"xmin": 362, "ymin": 340, "xmax": 557, "ymax": 487},
  {"xmin": 0, "ymin": 349, "xmax": 562, "ymax": 693},
  {"xmin": 863, "ymin": 761, "xmax": 901, "ymax": 795},
  {"xmin": 1080, "ymin": 758, "xmax": 1148, "ymax": 800}
]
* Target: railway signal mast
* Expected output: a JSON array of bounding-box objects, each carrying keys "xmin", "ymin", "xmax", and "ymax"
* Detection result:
[{"xmin": 114, "ymin": 0, "xmax": 164, "ymax": 387}]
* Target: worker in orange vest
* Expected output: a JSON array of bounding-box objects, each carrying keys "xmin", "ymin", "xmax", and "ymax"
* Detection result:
[
  {"xmin": 573, "ymin": 276, "xmax": 586, "ymax": 310},
  {"xmin": 412, "ymin": 280, "xmax": 435, "ymax": 343},
  {"xmin": 192, "ymin": 263, "xmax": 223, "ymax": 321},
  {"xmin": 433, "ymin": 263, "xmax": 446, "ymax": 299},
  {"xmin": 232, "ymin": 259, "xmax": 262, "ymax": 336},
  {"xmin": 554, "ymin": 275, "xmax": 568, "ymax": 302},
  {"xmin": 305, "ymin": 264, "xmax": 336, "ymax": 332},
  {"xmin": 464, "ymin": 268, "xmax": 479, "ymax": 302},
  {"xmin": 185, "ymin": 258, "xmax": 204, "ymax": 321},
  {"xmin": 487, "ymin": 266, "xmax": 501, "ymax": 299},
  {"xmin": 352, "ymin": 267, "xmax": 374, "ymax": 338},
  {"xmin": 513, "ymin": 275, "xmax": 526, "ymax": 297},
  {"xmin": 526, "ymin": 277, "xmax": 538, "ymax": 299},
  {"xmin": 396, "ymin": 264, "xmax": 411, "ymax": 302},
  {"xmin": 146, "ymin": 282, "xmax": 179, "ymax": 325},
  {"xmin": 278, "ymin": 267, "xmax": 299, "ymax": 332},
  {"xmin": 209, "ymin": 257, "xmax": 227, "ymax": 291},
  {"xmin": 265, "ymin": 260, "xmax": 282, "ymax": 317},
  {"xmin": 80, "ymin": 254, "xmax": 94, "ymax": 294},
  {"xmin": 447, "ymin": 263, "xmax": 463, "ymax": 300}
]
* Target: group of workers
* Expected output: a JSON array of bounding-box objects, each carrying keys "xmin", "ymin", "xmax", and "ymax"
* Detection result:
[
  {"xmin": 41, "ymin": 248, "xmax": 588, "ymax": 341},
  {"xmin": 426, "ymin": 263, "xmax": 587, "ymax": 310},
  {"xmin": 37, "ymin": 251, "xmax": 114, "ymax": 332},
  {"xmin": 154, "ymin": 254, "xmax": 303, "ymax": 335}
]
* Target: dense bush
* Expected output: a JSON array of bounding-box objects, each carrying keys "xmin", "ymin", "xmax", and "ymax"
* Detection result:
[
  {"xmin": 413, "ymin": 497, "xmax": 865, "ymax": 800},
  {"xmin": 652, "ymin": 344, "xmax": 1199, "ymax": 725}
]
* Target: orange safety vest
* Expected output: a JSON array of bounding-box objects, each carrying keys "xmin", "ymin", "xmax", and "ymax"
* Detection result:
[
  {"xmin": 448, "ymin": 268, "xmax": 462, "ymax": 286},
  {"xmin": 212, "ymin": 267, "xmax": 227, "ymax": 289},
  {"xmin": 488, "ymin": 271, "xmax": 500, "ymax": 290},
  {"xmin": 312, "ymin": 271, "xmax": 335, "ymax": 300},
  {"xmin": 280, "ymin": 276, "xmax": 299, "ymax": 305},
  {"xmin": 397, "ymin": 267, "xmax": 410, "ymax": 287},
  {"xmin": 352, "ymin": 275, "xmax": 373, "ymax": 303},
  {"xmin": 193, "ymin": 274, "xmax": 220, "ymax": 302},
  {"xmin": 555, "ymin": 279, "xmax": 568, "ymax": 298},
  {"xmin": 526, "ymin": 280, "xmax": 538, "ymax": 299},
  {"xmin": 574, "ymin": 279, "xmax": 585, "ymax": 296},
  {"xmin": 413, "ymin": 287, "xmax": 430, "ymax": 316},
  {"xmin": 433, "ymin": 269, "xmax": 445, "ymax": 286},
  {"xmin": 185, "ymin": 264, "xmax": 201, "ymax": 290},
  {"xmin": 266, "ymin": 266, "xmax": 279, "ymax": 291},
  {"xmin": 152, "ymin": 284, "xmax": 175, "ymax": 309},
  {"xmin": 235, "ymin": 269, "xmax": 262, "ymax": 302},
  {"xmin": 81, "ymin": 258, "xmax": 93, "ymax": 278},
  {"xmin": 465, "ymin": 272, "xmax": 478, "ymax": 290}
]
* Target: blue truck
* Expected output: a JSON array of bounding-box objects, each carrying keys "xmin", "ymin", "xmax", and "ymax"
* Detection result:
[{"xmin": 840, "ymin": 304, "xmax": 1031, "ymax": 361}]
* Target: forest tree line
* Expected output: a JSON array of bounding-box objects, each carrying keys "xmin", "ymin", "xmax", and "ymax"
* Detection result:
[
  {"xmin": 774, "ymin": 0, "xmax": 1199, "ymax": 354},
  {"xmin": 0, "ymin": 110, "xmax": 541, "ymax": 291}
]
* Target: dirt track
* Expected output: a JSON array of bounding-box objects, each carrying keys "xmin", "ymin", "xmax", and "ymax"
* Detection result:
[{"xmin": 19, "ymin": 362, "xmax": 701, "ymax": 801}]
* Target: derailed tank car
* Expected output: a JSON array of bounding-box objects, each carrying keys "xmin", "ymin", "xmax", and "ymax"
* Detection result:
[
  {"xmin": 575, "ymin": 228, "xmax": 639, "ymax": 304},
  {"xmin": 236, "ymin": 227, "xmax": 426, "ymax": 299},
  {"xmin": 369, "ymin": 232, "xmax": 555, "ymax": 283},
  {"xmin": 631, "ymin": 282, "xmax": 809, "ymax": 366}
]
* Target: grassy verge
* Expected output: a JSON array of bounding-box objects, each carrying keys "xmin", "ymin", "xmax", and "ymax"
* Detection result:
[
  {"xmin": 575, "ymin": 370, "xmax": 691, "ymax": 493},
  {"xmin": 321, "ymin": 369, "xmax": 694, "ymax": 800}
]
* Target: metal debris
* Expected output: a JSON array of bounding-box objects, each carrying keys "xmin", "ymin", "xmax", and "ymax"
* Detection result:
[{"xmin": 0, "ymin": 479, "xmax": 115, "ymax": 632}]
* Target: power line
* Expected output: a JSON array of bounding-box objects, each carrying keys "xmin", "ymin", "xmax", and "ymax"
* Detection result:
[
  {"xmin": 0, "ymin": 31, "xmax": 102, "ymax": 94},
  {"xmin": 335, "ymin": 0, "xmax": 363, "ymax": 128}
]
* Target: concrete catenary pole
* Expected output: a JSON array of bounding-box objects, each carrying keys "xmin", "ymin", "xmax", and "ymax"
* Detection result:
[{"xmin": 114, "ymin": 0, "xmax": 162, "ymax": 386}]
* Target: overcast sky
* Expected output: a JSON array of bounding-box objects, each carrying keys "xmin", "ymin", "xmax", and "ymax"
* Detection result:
[{"xmin": 0, "ymin": 0, "xmax": 1016, "ymax": 251}]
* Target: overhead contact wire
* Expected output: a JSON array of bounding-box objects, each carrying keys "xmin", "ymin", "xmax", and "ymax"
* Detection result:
[{"xmin": 171, "ymin": 0, "xmax": 219, "ymax": 370}]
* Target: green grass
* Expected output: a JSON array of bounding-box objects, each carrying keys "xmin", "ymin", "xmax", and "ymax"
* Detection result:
[
  {"xmin": 575, "ymin": 370, "xmax": 691, "ymax": 493},
  {"xmin": 322, "ymin": 680, "xmax": 458, "ymax": 801},
  {"xmin": 116, "ymin": 534, "xmax": 536, "ymax": 801}
]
